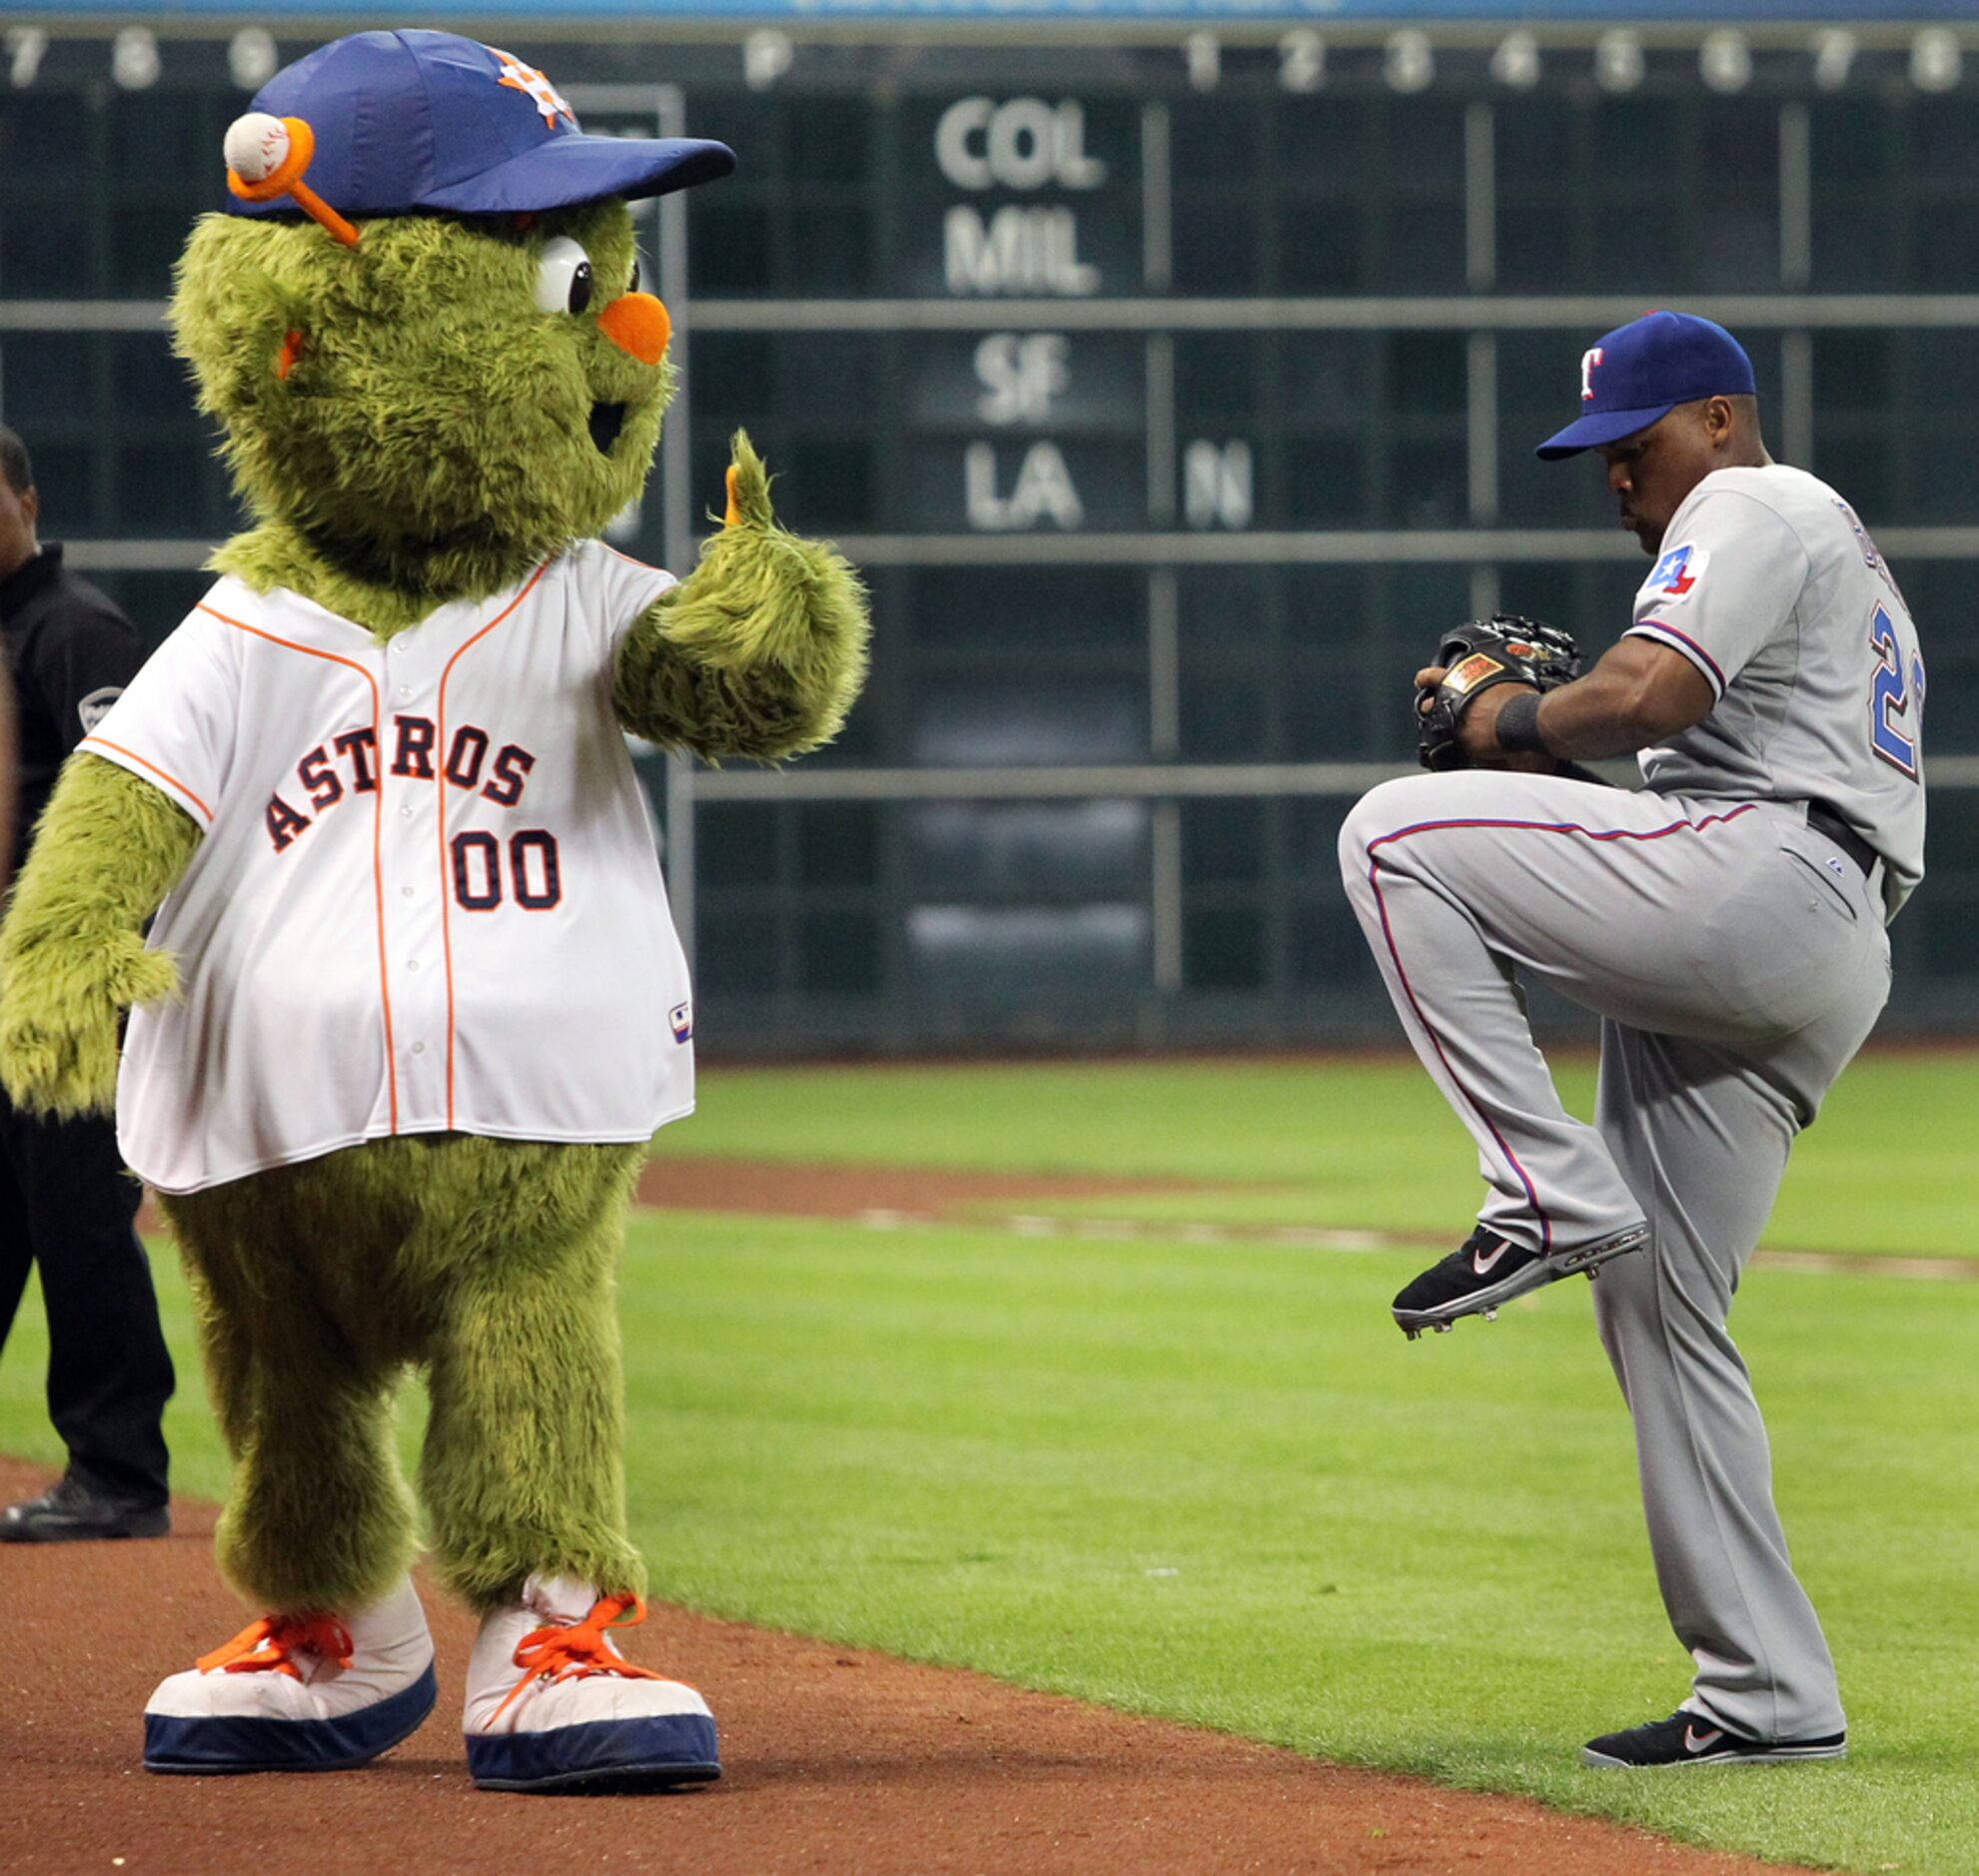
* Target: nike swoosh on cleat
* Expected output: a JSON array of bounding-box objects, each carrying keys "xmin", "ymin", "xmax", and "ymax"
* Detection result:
[
  {"xmin": 1471, "ymin": 1241, "xmax": 1508, "ymax": 1276},
  {"xmin": 1683, "ymin": 1725, "xmax": 1724, "ymax": 1754}
]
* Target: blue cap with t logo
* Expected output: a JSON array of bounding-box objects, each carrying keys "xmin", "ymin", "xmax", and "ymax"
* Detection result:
[{"xmin": 1534, "ymin": 311, "xmax": 1755, "ymax": 461}]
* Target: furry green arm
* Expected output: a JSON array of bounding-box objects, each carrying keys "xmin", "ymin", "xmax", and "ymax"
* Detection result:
[
  {"xmin": 0, "ymin": 753, "xmax": 201, "ymax": 1117},
  {"xmin": 612, "ymin": 432, "xmax": 870, "ymax": 760}
]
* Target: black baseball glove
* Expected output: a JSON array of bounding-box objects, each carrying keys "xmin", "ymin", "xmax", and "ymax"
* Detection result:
[{"xmin": 1416, "ymin": 614, "xmax": 1582, "ymax": 772}]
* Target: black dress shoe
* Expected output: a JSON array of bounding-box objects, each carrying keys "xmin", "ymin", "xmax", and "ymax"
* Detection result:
[{"xmin": 0, "ymin": 1473, "xmax": 170, "ymax": 1542}]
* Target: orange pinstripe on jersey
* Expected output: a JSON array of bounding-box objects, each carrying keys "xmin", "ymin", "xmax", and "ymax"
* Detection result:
[
  {"xmin": 433, "ymin": 562, "xmax": 549, "ymax": 1128},
  {"xmin": 80, "ymin": 736, "xmax": 216, "ymax": 824},
  {"xmin": 197, "ymin": 602, "xmax": 401, "ymax": 1133}
]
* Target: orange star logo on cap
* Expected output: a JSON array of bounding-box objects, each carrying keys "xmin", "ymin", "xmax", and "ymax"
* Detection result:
[{"xmin": 491, "ymin": 47, "xmax": 574, "ymax": 130}]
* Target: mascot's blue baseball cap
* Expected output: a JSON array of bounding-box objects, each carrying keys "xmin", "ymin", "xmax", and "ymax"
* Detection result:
[
  {"xmin": 1535, "ymin": 312, "xmax": 1755, "ymax": 460},
  {"xmin": 225, "ymin": 30, "xmax": 734, "ymax": 226}
]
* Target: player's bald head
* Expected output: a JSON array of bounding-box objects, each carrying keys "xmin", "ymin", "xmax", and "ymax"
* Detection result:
[
  {"xmin": 0, "ymin": 424, "xmax": 40, "ymax": 578},
  {"xmin": 0, "ymin": 425, "xmax": 32, "ymax": 496}
]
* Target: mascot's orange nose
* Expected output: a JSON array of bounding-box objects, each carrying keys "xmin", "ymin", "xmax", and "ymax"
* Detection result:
[{"xmin": 597, "ymin": 292, "xmax": 670, "ymax": 367}]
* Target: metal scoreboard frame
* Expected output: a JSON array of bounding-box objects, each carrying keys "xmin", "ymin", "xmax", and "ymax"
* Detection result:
[
  {"xmin": 9, "ymin": 3, "xmax": 1979, "ymax": 17},
  {"xmin": 3, "ymin": 10, "xmax": 1977, "ymax": 1043}
]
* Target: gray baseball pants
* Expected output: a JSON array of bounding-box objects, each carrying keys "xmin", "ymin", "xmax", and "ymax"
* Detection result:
[{"xmin": 1338, "ymin": 770, "xmax": 1891, "ymax": 1741}]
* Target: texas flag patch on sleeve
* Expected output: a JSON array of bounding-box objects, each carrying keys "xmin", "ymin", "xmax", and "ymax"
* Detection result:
[{"xmin": 1644, "ymin": 541, "xmax": 1708, "ymax": 604}]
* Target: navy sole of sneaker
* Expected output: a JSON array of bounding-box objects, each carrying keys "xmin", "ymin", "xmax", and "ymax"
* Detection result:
[
  {"xmin": 1581, "ymin": 1739, "xmax": 1847, "ymax": 1768},
  {"xmin": 468, "ymin": 1713, "xmax": 722, "ymax": 1793},
  {"xmin": 474, "ymin": 1759, "xmax": 723, "ymax": 1795},
  {"xmin": 143, "ymin": 1660, "xmax": 439, "ymax": 1774},
  {"xmin": 1395, "ymin": 1226, "xmax": 1647, "ymax": 1339}
]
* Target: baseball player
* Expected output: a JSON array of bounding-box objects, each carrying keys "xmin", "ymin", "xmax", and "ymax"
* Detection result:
[{"xmin": 1338, "ymin": 312, "xmax": 1923, "ymax": 1767}]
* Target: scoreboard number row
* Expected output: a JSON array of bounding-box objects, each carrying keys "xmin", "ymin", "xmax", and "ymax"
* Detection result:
[{"xmin": 4, "ymin": 27, "xmax": 1966, "ymax": 98}]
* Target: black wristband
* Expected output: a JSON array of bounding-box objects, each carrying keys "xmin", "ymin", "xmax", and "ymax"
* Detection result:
[{"xmin": 1493, "ymin": 688, "xmax": 1547, "ymax": 754}]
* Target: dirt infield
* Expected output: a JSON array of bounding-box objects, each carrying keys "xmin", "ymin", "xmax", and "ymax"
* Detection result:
[
  {"xmin": 634, "ymin": 1154, "xmax": 1212, "ymax": 1220},
  {"xmin": 4, "ymin": 1164, "xmax": 1832, "ymax": 1873},
  {"xmin": 0, "ymin": 1462, "xmax": 1821, "ymax": 1876}
]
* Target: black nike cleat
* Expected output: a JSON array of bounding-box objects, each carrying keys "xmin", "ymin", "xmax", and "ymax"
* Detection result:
[
  {"xmin": 1581, "ymin": 1710, "xmax": 1846, "ymax": 1768},
  {"xmin": 1392, "ymin": 1222, "xmax": 1648, "ymax": 1340}
]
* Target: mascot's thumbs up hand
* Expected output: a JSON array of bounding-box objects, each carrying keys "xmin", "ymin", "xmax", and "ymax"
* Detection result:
[
  {"xmin": 609, "ymin": 429, "xmax": 870, "ymax": 764},
  {"xmin": 0, "ymin": 756, "xmax": 195, "ymax": 1118},
  {"xmin": 719, "ymin": 428, "xmax": 775, "ymax": 531}
]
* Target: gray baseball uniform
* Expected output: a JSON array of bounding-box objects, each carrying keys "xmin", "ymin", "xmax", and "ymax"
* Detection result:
[{"xmin": 1338, "ymin": 462, "xmax": 1924, "ymax": 1741}]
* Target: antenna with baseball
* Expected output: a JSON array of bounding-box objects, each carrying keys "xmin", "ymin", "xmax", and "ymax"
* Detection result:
[{"xmin": 223, "ymin": 114, "xmax": 361, "ymax": 249}]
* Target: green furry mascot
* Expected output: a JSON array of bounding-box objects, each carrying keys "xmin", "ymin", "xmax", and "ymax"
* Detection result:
[{"xmin": 0, "ymin": 31, "xmax": 866, "ymax": 1792}]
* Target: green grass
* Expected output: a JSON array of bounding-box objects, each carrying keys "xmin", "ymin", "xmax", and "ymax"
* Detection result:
[
  {"xmin": 6, "ymin": 1051, "xmax": 1977, "ymax": 1873},
  {"xmin": 654, "ymin": 1051, "xmax": 1979, "ymax": 1257}
]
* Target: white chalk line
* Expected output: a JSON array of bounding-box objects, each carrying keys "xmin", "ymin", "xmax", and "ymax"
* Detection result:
[{"xmin": 853, "ymin": 1208, "xmax": 1979, "ymax": 1283}]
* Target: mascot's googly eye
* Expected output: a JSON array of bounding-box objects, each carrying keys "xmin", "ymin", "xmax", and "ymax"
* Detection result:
[{"xmin": 532, "ymin": 237, "xmax": 594, "ymax": 317}]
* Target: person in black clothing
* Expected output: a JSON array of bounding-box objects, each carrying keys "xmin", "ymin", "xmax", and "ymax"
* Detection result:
[
  {"xmin": 0, "ymin": 424, "xmax": 175, "ymax": 1541},
  {"xmin": 0, "ymin": 611, "xmax": 15, "ymax": 880}
]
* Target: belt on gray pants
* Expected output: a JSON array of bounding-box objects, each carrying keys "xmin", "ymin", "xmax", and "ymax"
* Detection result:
[{"xmin": 1804, "ymin": 801, "xmax": 1878, "ymax": 878}]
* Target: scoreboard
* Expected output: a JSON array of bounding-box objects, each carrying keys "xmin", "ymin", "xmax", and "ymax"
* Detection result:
[{"xmin": 4, "ymin": 11, "xmax": 1979, "ymax": 1047}]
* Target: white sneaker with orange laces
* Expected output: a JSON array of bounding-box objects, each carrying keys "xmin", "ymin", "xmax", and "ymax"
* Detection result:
[
  {"xmin": 463, "ymin": 1574, "xmax": 719, "ymax": 1792},
  {"xmin": 144, "ymin": 1575, "xmax": 437, "ymax": 1773}
]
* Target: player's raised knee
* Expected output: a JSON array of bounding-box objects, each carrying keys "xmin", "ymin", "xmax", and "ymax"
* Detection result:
[{"xmin": 1337, "ymin": 775, "xmax": 1431, "ymax": 882}]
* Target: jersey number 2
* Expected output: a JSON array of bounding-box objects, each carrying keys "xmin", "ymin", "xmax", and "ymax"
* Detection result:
[{"xmin": 1869, "ymin": 604, "xmax": 1922, "ymax": 781}]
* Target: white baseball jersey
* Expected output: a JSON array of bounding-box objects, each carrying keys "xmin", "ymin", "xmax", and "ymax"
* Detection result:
[
  {"xmin": 1623, "ymin": 464, "xmax": 1926, "ymax": 918},
  {"xmin": 82, "ymin": 541, "xmax": 694, "ymax": 1194}
]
